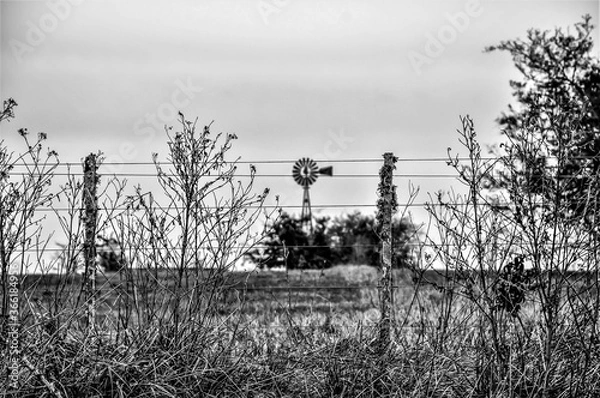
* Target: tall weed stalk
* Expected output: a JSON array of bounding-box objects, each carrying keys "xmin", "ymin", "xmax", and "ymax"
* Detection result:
[{"xmin": 424, "ymin": 113, "xmax": 600, "ymax": 396}]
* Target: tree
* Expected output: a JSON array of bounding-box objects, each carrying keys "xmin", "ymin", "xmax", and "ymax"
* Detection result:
[
  {"xmin": 421, "ymin": 18, "xmax": 600, "ymax": 392},
  {"xmin": 426, "ymin": 115, "xmax": 600, "ymax": 396},
  {"xmin": 328, "ymin": 211, "xmax": 416, "ymax": 268},
  {"xmin": 248, "ymin": 212, "xmax": 332, "ymax": 269},
  {"xmin": 328, "ymin": 212, "xmax": 376, "ymax": 265},
  {"xmin": 97, "ymin": 236, "xmax": 124, "ymax": 272},
  {"xmin": 249, "ymin": 211, "xmax": 417, "ymax": 269},
  {"xmin": 486, "ymin": 15, "xmax": 600, "ymax": 228}
]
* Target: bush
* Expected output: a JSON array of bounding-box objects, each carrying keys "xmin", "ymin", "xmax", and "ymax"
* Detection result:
[{"xmin": 248, "ymin": 211, "xmax": 418, "ymax": 269}]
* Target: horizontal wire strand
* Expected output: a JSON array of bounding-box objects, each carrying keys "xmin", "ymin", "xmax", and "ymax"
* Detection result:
[
  {"xmin": 16, "ymin": 241, "xmax": 594, "ymax": 252},
  {"xmin": 17, "ymin": 202, "xmax": 518, "ymax": 212},
  {"xmin": 8, "ymin": 154, "xmax": 600, "ymax": 167},
  {"xmin": 3, "ymin": 173, "xmax": 460, "ymax": 178}
]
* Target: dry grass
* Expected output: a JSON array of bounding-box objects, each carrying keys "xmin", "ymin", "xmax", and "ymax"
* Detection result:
[{"xmin": 4, "ymin": 266, "xmax": 600, "ymax": 397}]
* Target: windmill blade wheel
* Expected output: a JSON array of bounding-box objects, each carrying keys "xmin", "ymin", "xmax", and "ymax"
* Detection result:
[{"xmin": 293, "ymin": 158, "xmax": 319, "ymax": 187}]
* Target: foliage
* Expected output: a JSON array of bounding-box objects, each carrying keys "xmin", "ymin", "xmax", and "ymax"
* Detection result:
[
  {"xmin": 96, "ymin": 236, "xmax": 124, "ymax": 272},
  {"xmin": 0, "ymin": 98, "xmax": 59, "ymax": 338},
  {"xmin": 248, "ymin": 212, "xmax": 332, "ymax": 269},
  {"xmin": 249, "ymin": 211, "xmax": 417, "ymax": 269},
  {"xmin": 109, "ymin": 114, "xmax": 275, "ymax": 330},
  {"xmin": 5, "ymin": 18, "xmax": 600, "ymax": 393},
  {"xmin": 10, "ymin": 264, "xmax": 600, "ymax": 397},
  {"xmin": 424, "ymin": 112, "xmax": 600, "ymax": 396},
  {"xmin": 486, "ymin": 14, "xmax": 600, "ymax": 227},
  {"xmin": 329, "ymin": 211, "xmax": 416, "ymax": 268},
  {"xmin": 428, "ymin": 19, "xmax": 600, "ymax": 393},
  {"xmin": 1, "ymin": 103, "xmax": 277, "ymax": 395},
  {"xmin": 494, "ymin": 255, "xmax": 539, "ymax": 316}
]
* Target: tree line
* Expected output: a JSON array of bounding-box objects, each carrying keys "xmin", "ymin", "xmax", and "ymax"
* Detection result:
[{"xmin": 246, "ymin": 211, "xmax": 418, "ymax": 269}]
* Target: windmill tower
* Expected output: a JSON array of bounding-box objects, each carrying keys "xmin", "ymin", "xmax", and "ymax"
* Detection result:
[{"xmin": 292, "ymin": 158, "xmax": 333, "ymax": 234}]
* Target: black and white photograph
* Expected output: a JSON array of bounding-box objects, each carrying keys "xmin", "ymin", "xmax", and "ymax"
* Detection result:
[{"xmin": 1, "ymin": 0, "xmax": 600, "ymax": 396}]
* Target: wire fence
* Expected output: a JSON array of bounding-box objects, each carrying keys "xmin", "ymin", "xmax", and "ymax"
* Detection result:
[
  {"xmin": 8, "ymin": 155, "xmax": 597, "ymax": 252},
  {"xmin": 7, "ymin": 153, "xmax": 599, "ymax": 332},
  {"xmin": 9, "ymin": 154, "xmax": 600, "ymax": 168},
  {"xmin": 1, "ymin": 156, "xmax": 396, "ymax": 326}
]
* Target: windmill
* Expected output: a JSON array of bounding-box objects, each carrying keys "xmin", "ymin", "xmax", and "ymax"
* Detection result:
[{"xmin": 292, "ymin": 158, "xmax": 333, "ymax": 234}]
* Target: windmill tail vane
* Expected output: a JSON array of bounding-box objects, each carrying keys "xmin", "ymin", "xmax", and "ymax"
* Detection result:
[
  {"xmin": 292, "ymin": 158, "xmax": 333, "ymax": 234},
  {"xmin": 318, "ymin": 166, "xmax": 333, "ymax": 176}
]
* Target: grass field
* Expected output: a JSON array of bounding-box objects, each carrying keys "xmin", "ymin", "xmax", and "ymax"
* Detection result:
[
  {"xmin": 4, "ymin": 264, "xmax": 600, "ymax": 397},
  {"xmin": 21, "ymin": 264, "xmax": 407, "ymax": 334},
  {"xmin": 5, "ymin": 265, "xmax": 453, "ymax": 397}
]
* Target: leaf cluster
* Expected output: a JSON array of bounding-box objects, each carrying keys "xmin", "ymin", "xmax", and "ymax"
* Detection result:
[
  {"xmin": 487, "ymin": 14, "xmax": 600, "ymax": 225},
  {"xmin": 248, "ymin": 211, "xmax": 417, "ymax": 269}
]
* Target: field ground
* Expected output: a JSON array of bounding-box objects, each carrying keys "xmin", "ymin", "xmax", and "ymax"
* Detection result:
[
  {"xmin": 5, "ymin": 265, "xmax": 600, "ymax": 397},
  {"xmin": 21, "ymin": 265, "xmax": 418, "ymax": 334}
]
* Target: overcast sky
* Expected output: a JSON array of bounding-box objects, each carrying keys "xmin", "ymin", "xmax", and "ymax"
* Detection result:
[{"xmin": 1, "ymin": 0, "xmax": 599, "ymax": 233}]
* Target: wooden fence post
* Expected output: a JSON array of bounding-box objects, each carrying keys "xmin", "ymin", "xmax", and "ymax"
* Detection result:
[
  {"xmin": 376, "ymin": 152, "xmax": 397, "ymax": 352},
  {"xmin": 82, "ymin": 153, "xmax": 99, "ymax": 332}
]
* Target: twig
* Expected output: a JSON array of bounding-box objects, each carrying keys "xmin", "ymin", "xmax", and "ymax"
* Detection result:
[{"xmin": 21, "ymin": 355, "xmax": 64, "ymax": 398}]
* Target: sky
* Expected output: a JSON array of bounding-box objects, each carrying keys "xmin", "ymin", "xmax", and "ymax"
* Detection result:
[{"xmin": 1, "ymin": 0, "xmax": 599, "ymax": 264}]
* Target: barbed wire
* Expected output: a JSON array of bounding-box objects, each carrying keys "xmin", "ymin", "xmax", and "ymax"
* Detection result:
[
  {"xmin": 22, "ymin": 197, "xmax": 599, "ymax": 213},
  {"xmin": 11, "ymin": 204, "xmax": 482, "ymax": 214},
  {"xmin": 8, "ymin": 245, "xmax": 431, "ymax": 253},
  {"xmin": 26, "ymin": 204, "xmax": 378, "ymax": 212},
  {"xmin": 5, "ymin": 167, "xmax": 598, "ymax": 179},
  {"xmin": 3, "ymin": 173, "xmax": 459, "ymax": 178},
  {"xmin": 5, "ymin": 156, "xmax": 600, "ymax": 279},
  {"xmin": 7, "ymin": 154, "xmax": 600, "ymax": 168},
  {"xmin": 15, "ymin": 242, "xmax": 598, "ymax": 253}
]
